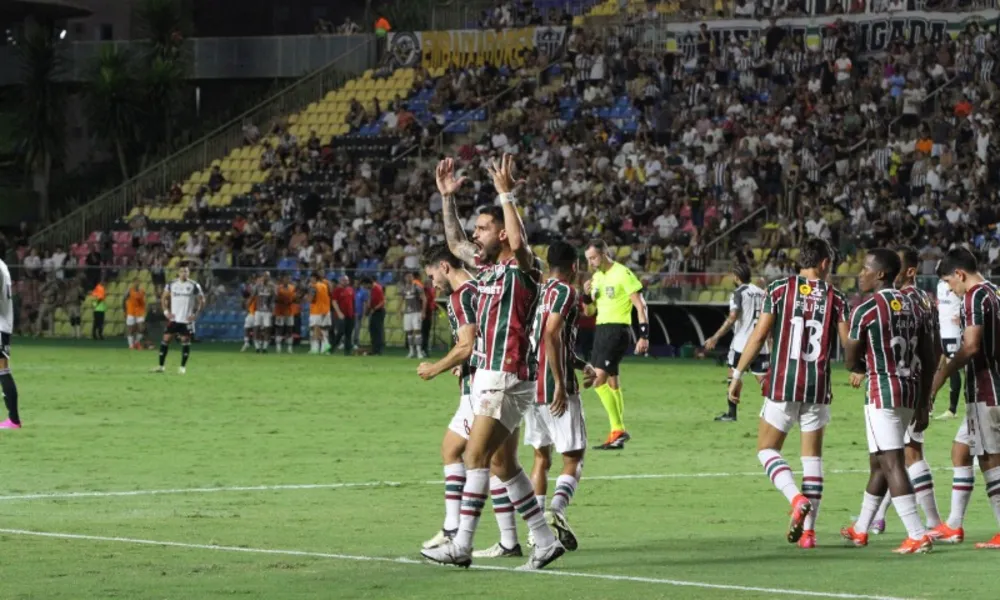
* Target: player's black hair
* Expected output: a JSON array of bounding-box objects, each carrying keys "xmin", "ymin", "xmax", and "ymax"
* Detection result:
[
  {"xmin": 422, "ymin": 243, "xmax": 464, "ymax": 268},
  {"xmin": 798, "ymin": 237, "xmax": 833, "ymax": 270},
  {"xmin": 359, "ymin": 276, "xmax": 373, "ymax": 285},
  {"xmin": 480, "ymin": 205, "xmax": 505, "ymax": 227},
  {"xmin": 547, "ymin": 240, "xmax": 577, "ymax": 274},
  {"xmin": 733, "ymin": 263, "xmax": 752, "ymax": 284},
  {"xmin": 586, "ymin": 239, "xmax": 609, "ymax": 254},
  {"xmin": 938, "ymin": 247, "xmax": 979, "ymax": 276},
  {"xmin": 867, "ymin": 248, "xmax": 901, "ymax": 283},
  {"xmin": 896, "ymin": 245, "xmax": 920, "ymax": 271}
]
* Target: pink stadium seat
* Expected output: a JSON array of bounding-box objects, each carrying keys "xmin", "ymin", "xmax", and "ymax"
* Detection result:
[
  {"xmin": 113, "ymin": 231, "xmax": 131, "ymax": 244},
  {"xmin": 88, "ymin": 231, "xmax": 101, "ymax": 244},
  {"xmin": 145, "ymin": 232, "xmax": 161, "ymax": 244}
]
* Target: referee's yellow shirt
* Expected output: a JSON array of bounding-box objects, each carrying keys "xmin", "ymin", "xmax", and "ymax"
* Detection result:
[{"xmin": 591, "ymin": 262, "xmax": 643, "ymax": 325}]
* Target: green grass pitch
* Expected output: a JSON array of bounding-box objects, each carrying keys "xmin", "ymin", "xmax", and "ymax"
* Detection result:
[{"xmin": 1, "ymin": 341, "xmax": 996, "ymax": 599}]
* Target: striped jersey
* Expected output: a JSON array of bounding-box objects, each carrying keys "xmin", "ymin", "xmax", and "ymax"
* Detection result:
[
  {"xmin": 529, "ymin": 278, "xmax": 580, "ymax": 404},
  {"xmin": 762, "ymin": 276, "xmax": 850, "ymax": 404},
  {"xmin": 730, "ymin": 283, "xmax": 768, "ymax": 354},
  {"xmin": 960, "ymin": 280, "xmax": 1000, "ymax": 406},
  {"xmin": 900, "ymin": 284, "xmax": 939, "ymax": 363},
  {"xmin": 446, "ymin": 280, "xmax": 479, "ymax": 397},
  {"xmin": 849, "ymin": 289, "xmax": 926, "ymax": 409},
  {"xmin": 473, "ymin": 256, "xmax": 541, "ymax": 379}
]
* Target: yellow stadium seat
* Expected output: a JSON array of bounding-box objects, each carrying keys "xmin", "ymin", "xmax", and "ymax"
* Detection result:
[{"xmin": 697, "ymin": 290, "xmax": 712, "ymax": 303}]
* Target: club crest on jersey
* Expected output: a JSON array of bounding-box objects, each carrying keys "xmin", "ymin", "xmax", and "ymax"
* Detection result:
[
  {"xmin": 799, "ymin": 284, "xmax": 812, "ymax": 295},
  {"xmin": 605, "ymin": 286, "xmax": 615, "ymax": 298},
  {"xmin": 890, "ymin": 299, "xmax": 903, "ymax": 312}
]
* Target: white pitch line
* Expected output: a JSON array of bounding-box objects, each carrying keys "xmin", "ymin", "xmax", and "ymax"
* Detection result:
[
  {"xmin": 0, "ymin": 468, "xmax": 887, "ymax": 503},
  {"xmin": 0, "ymin": 528, "xmax": 917, "ymax": 600}
]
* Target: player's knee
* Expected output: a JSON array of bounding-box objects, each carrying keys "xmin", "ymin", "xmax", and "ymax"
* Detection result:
[
  {"xmin": 533, "ymin": 448, "xmax": 551, "ymax": 473},
  {"xmin": 562, "ymin": 451, "xmax": 584, "ymax": 477},
  {"xmin": 951, "ymin": 442, "xmax": 973, "ymax": 467},
  {"xmin": 593, "ymin": 370, "xmax": 609, "ymax": 387}
]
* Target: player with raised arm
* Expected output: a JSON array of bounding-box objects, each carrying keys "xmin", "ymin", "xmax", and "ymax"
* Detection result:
[
  {"xmin": 522, "ymin": 240, "xmax": 596, "ymax": 552},
  {"xmin": 154, "ymin": 265, "xmax": 205, "ymax": 374},
  {"xmin": 728, "ymin": 238, "xmax": 850, "ymax": 549},
  {"xmin": 417, "ymin": 244, "xmax": 522, "ymax": 558},
  {"xmin": 929, "ymin": 248, "xmax": 1000, "ymax": 549},
  {"xmin": 936, "ymin": 275, "xmax": 964, "ymax": 420},
  {"xmin": 705, "ymin": 264, "xmax": 769, "ymax": 422},
  {"xmin": 0, "ymin": 258, "xmax": 21, "ymax": 429},
  {"xmin": 840, "ymin": 249, "xmax": 935, "ymax": 554},
  {"xmin": 251, "ymin": 271, "xmax": 276, "ymax": 354},
  {"xmin": 421, "ymin": 155, "xmax": 564, "ymax": 571},
  {"xmin": 868, "ymin": 247, "xmax": 943, "ymax": 536}
]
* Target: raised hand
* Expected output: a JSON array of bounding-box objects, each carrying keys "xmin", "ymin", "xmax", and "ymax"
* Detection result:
[
  {"xmin": 486, "ymin": 153, "xmax": 524, "ymax": 194},
  {"xmin": 435, "ymin": 158, "xmax": 467, "ymax": 196}
]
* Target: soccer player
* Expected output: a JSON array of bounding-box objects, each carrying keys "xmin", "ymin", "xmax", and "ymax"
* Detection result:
[
  {"xmin": 522, "ymin": 240, "xmax": 596, "ymax": 552},
  {"xmin": 935, "ymin": 275, "xmax": 963, "ymax": 419},
  {"xmin": 929, "ymin": 248, "xmax": 1000, "ymax": 549},
  {"xmin": 728, "ymin": 238, "xmax": 850, "ymax": 549},
  {"xmin": 124, "ymin": 278, "xmax": 147, "ymax": 350},
  {"xmin": 273, "ymin": 274, "xmax": 297, "ymax": 353},
  {"xmin": 400, "ymin": 272, "xmax": 426, "ymax": 359},
  {"xmin": 421, "ymin": 155, "xmax": 564, "ymax": 570},
  {"xmin": 583, "ymin": 239, "xmax": 648, "ymax": 450},
  {"xmin": 240, "ymin": 275, "xmax": 257, "ymax": 352},
  {"xmin": 417, "ymin": 244, "xmax": 521, "ymax": 558},
  {"xmin": 705, "ymin": 264, "xmax": 768, "ymax": 422},
  {"xmin": 869, "ymin": 247, "xmax": 942, "ymax": 535},
  {"xmin": 307, "ymin": 272, "xmax": 332, "ymax": 354},
  {"xmin": 154, "ymin": 265, "xmax": 204, "ymax": 374},
  {"xmin": 0, "ymin": 258, "xmax": 21, "ymax": 429},
  {"xmin": 840, "ymin": 249, "xmax": 935, "ymax": 554},
  {"xmin": 251, "ymin": 271, "xmax": 276, "ymax": 354}
]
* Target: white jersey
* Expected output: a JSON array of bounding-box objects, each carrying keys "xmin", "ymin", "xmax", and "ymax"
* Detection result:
[
  {"xmin": 730, "ymin": 283, "xmax": 767, "ymax": 353},
  {"xmin": 937, "ymin": 280, "xmax": 962, "ymax": 340},
  {"xmin": 167, "ymin": 278, "xmax": 204, "ymax": 324},
  {"xmin": 0, "ymin": 260, "xmax": 12, "ymax": 334}
]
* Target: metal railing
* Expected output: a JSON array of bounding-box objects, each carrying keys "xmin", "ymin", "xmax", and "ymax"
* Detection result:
[
  {"xmin": 705, "ymin": 206, "xmax": 768, "ymax": 261},
  {"xmin": 29, "ymin": 36, "xmax": 377, "ymax": 252}
]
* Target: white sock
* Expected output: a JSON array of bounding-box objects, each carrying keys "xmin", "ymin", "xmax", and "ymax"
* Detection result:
[
  {"xmin": 549, "ymin": 474, "xmax": 578, "ymax": 515},
  {"xmin": 801, "ymin": 456, "xmax": 823, "ymax": 531},
  {"xmin": 758, "ymin": 449, "xmax": 800, "ymax": 503},
  {"xmin": 947, "ymin": 465, "xmax": 975, "ymax": 529},
  {"xmin": 489, "ymin": 475, "xmax": 518, "ymax": 548},
  {"xmin": 310, "ymin": 339, "xmax": 319, "ymax": 353},
  {"xmin": 443, "ymin": 463, "xmax": 465, "ymax": 531},
  {"xmin": 415, "ymin": 334, "xmax": 424, "ymax": 351},
  {"xmin": 275, "ymin": 336, "xmax": 284, "ymax": 349},
  {"xmin": 454, "ymin": 468, "xmax": 489, "ymax": 550},
  {"xmin": 244, "ymin": 335, "xmax": 250, "ymax": 345},
  {"xmin": 874, "ymin": 493, "xmax": 891, "ymax": 523},
  {"xmin": 535, "ymin": 495, "xmax": 546, "ymax": 512},
  {"xmin": 137, "ymin": 333, "xmax": 143, "ymax": 344},
  {"xmin": 855, "ymin": 491, "xmax": 883, "ymax": 532},
  {"xmin": 892, "ymin": 493, "xmax": 927, "ymax": 539},
  {"xmin": 983, "ymin": 466, "xmax": 1000, "ymax": 527},
  {"xmin": 127, "ymin": 335, "xmax": 134, "ymax": 347},
  {"xmin": 908, "ymin": 460, "xmax": 941, "ymax": 527},
  {"xmin": 504, "ymin": 469, "xmax": 556, "ymax": 548}
]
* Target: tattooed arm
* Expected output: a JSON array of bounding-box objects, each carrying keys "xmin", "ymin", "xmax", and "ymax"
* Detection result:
[
  {"xmin": 437, "ymin": 158, "xmax": 478, "ymax": 268},
  {"xmin": 488, "ymin": 153, "xmax": 534, "ymax": 271}
]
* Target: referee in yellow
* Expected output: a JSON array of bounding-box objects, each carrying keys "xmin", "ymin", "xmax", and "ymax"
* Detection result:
[{"xmin": 583, "ymin": 239, "xmax": 648, "ymax": 450}]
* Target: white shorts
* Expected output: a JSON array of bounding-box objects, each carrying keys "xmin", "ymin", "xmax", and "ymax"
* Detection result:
[
  {"xmin": 274, "ymin": 315, "xmax": 294, "ymax": 327},
  {"xmin": 309, "ymin": 313, "xmax": 332, "ymax": 328},
  {"xmin": 447, "ymin": 395, "xmax": 475, "ymax": 440},
  {"xmin": 955, "ymin": 418, "xmax": 973, "ymax": 447},
  {"xmin": 471, "ymin": 369, "xmax": 535, "ymax": 433},
  {"xmin": 965, "ymin": 402, "xmax": 1000, "ymax": 456},
  {"xmin": 125, "ymin": 315, "xmax": 145, "ymax": 326},
  {"xmin": 522, "ymin": 395, "xmax": 587, "ymax": 454},
  {"xmin": 864, "ymin": 404, "xmax": 914, "ymax": 454},
  {"xmin": 244, "ymin": 313, "xmax": 255, "ymax": 329},
  {"xmin": 904, "ymin": 421, "xmax": 924, "ymax": 445},
  {"xmin": 403, "ymin": 312, "xmax": 422, "ymax": 331},
  {"xmin": 760, "ymin": 399, "xmax": 830, "ymax": 433},
  {"xmin": 253, "ymin": 312, "xmax": 273, "ymax": 328}
]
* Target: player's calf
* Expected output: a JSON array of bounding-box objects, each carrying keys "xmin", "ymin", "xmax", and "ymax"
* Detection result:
[{"xmin": 0, "ymin": 364, "xmax": 21, "ymax": 428}]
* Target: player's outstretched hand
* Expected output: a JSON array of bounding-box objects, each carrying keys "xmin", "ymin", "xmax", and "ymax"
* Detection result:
[
  {"xmin": 435, "ymin": 157, "xmax": 467, "ymax": 196},
  {"xmin": 486, "ymin": 153, "xmax": 524, "ymax": 194},
  {"xmin": 635, "ymin": 338, "xmax": 649, "ymax": 356},
  {"xmin": 849, "ymin": 372, "xmax": 865, "ymax": 388},
  {"xmin": 727, "ymin": 378, "xmax": 743, "ymax": 404},
  {"xmin": 417, "ymin": 362, "xmax": 437, "ymax": 381},
  {"xmin": 550, "ymin": 385, "xmax": 568, "ymax": 417},
  {"xmin": 704, "ymin": 336, "xmax": 718, "ymax": 351},
  {"xmin": 582, "ymin": 364, "xmax": 597, "ymax": 388}
]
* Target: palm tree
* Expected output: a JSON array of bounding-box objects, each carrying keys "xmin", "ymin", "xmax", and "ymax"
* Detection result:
[
  {"xmin": 85, "ymin": 45, "xmax": 141, "ymax": 180},
  {"xmin": 17, "ymin": 22, "xmax": 67, "ymax": 222}
]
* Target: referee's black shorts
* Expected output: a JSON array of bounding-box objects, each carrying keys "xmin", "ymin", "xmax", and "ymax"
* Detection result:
[{"xmin": 591, "ymin": 324, "xmax": 631, "ymax": 376}]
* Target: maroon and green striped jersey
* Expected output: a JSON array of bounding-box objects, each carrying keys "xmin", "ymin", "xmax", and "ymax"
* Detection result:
[
  {"xmin": 472, "ymin": 256, "xmax": 541, "ymax": 379},
  {"xmin": 446, "ymin": 280, "xmax": 478, "ymax": 397},
  {"xmin": 849, "ymin": 289, "xmax": 925, "ymax": 409},
  {"xmin": 899, "ymin": 284, "xmax": 938, "ymax": 376},
  {"xmin": 529, "ymin": 278, "xmax": 581, "ymax": 404},
  {"xmin": 762, "ymin": 276, "xmax": 850, "ymax": 404},
  {"xmin": 960, "ymin": 280, "xmax": 1000, "ymax": 406}
]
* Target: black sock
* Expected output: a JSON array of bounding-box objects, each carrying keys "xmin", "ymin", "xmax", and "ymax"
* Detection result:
[
  {"xmin": 1, "ymin": 370, "xmax": 19, "ymax": 424},
  {"xmin": 181, "ymin": 343, "xmax": 190, "ymax": 367},
  {"xmin": 727, "ymin": 400, "xmax": 738, "ymax": 418},
  {"xmin": 159, "ymin": 343, "xmax": 169, "ymax": 367},
  {"xmin": 949, "ymin": 372, "xmax": 961, "ymax": 413}
]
